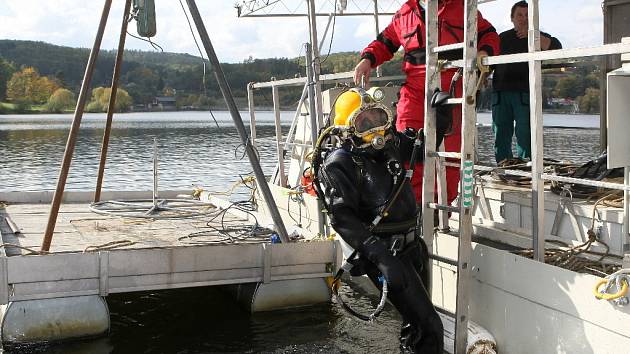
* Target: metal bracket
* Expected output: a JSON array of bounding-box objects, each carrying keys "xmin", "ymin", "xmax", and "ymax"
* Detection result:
[
  {"xmin": 0, "ymin": 257, "xmax": 8, "ymax": 305},
  {"xmin": 550, "ymin": 192, "xmax": 586, "ymax": 242},
  {"xmin": 262, "ymin": 244, "xmax": 272, "ymax": 284},
  {"xmin": 99, "ymin": 251, "xmax": 109, "ymax": 296}
]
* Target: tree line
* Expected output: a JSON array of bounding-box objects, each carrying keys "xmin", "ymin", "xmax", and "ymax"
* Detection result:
[{"xmin": 0, "ymin": 39, "xmax": 602, "ymax": 114}]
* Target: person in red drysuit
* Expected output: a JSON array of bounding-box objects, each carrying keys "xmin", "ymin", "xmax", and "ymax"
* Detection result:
[{"xmin": 354, "ymin": 0, "xmax": 499, "ymax": 205}]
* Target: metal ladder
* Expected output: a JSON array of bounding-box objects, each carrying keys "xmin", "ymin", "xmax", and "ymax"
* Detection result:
[{"xmin": 420, "ymin": 0, "xmax": 480, "ymax": 353}]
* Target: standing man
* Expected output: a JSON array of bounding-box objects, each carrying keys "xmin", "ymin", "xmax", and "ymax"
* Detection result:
[
  {"xmin": 492, "ymin": 1, "xmax": 562, "ymax": 164},
  {"xmin": 354, "ymin": 0, "xmax": 499, "ymax": 205}
]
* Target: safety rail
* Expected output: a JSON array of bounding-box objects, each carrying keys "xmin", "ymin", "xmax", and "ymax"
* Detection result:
[
  {"xmin": 421, "ymin": 1, "xmax": 630, "ymax": 352},
  {"xmin": 243, "ymin": 2, "xmax": 630, "ymax": 353}
]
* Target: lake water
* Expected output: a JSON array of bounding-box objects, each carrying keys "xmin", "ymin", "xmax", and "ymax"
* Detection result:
[{"xmin": 0, "ymin": 111, "xmax": 601, "ymax": 353}]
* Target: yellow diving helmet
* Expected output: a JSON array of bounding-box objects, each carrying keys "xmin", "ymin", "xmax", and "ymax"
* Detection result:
[{"xmin": 333, "ymin": 87, "xmax": 393, "ymax": 149}]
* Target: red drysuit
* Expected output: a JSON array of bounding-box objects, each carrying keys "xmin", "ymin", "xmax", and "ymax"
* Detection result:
[{"xmin": 360, "ymin": 0, "xmax": 499, "ymax": 204}]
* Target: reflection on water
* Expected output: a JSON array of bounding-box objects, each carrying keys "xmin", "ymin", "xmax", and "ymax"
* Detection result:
[
  {"xmin": 0, "ymin": 111, "xmax": 291, "ymax": 192},
  {"xmin": 0, "ymin": 111, "xmax": 601, "ymax": 192},
  {"xmin": 0, "ymin": 111, "xmax": 601, "ymax": 353}
]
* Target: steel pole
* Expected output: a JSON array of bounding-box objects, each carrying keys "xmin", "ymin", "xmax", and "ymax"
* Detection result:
[
  {"xmin": 185, "ymin": 0, "xmax": 290, "ymax": 243},
  {"xmin": 305, "ymin": 42, "xmax": 328, "ymax": 239},
  {"xmin": 42, "ymin": 0, "xmax": 113, "ymax": 252},
  {"xmin": 94, "ymin": 0, "xmax": 132, "ymax": 203},
  {"xmin": 373, "ymin": 0, "xmax": 382, "ymax": 77},
  {"xmin": 307, "ymin": 0, "xmax": 325, "ymax": 130}
]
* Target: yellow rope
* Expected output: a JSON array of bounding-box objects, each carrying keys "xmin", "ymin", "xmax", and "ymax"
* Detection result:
[
  {"xmin": 83, "ymin": 240, "xmax": 136, "ymax": 253},
  {"xmin": 0, "ymin": 243, "xmax": 43, "ymax": 255},
  {"xmin": 209, "ymin": 176, "xmax": 257, "ymax": 196}
]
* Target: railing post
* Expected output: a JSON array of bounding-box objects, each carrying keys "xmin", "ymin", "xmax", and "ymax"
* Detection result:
[
  {"xmin": 306, "ymin": 0, "xmax": 325, "ymax": 130},
  {"xmin": 271, "ymin": 78, "xmax": 287, "ymax": 187},
  {"xmin": 528, "ymin": 0, "xmax": 546, "ymax": 262},
  {"xmin": 247, "ymin": 82, "xmax": 257, "ymax": 148},
  {"xmin": 422, "ymin": 0, "xmax": 439, "ymax": 264}
]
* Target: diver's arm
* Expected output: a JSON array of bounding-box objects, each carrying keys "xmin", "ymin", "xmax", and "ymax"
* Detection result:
[{"xmin": 318, "ymin": 150, "xmax": 372, "ymax": 251}]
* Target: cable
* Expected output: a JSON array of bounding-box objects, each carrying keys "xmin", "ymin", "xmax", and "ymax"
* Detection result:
[
  {"xmin": 319, "ymin": 0, "xmax": 338, "ymax": 66},
  {"xmin": 126, "ymin": 30, "xmax": 164, "ymax": 52},
  {"xmin": 179, "ymin": 0, "xmax": 220, "ymax": 129}
]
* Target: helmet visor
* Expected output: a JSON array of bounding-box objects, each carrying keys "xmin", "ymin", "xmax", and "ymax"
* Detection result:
[{"xmin": 353, "ymin": 107, "xmax": 389, "ymax": 134}]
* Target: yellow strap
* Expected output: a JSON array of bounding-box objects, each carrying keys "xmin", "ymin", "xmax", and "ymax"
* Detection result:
[{"xmin": 593, "ymin": 278, "xmax": 629, "ymax": 300}]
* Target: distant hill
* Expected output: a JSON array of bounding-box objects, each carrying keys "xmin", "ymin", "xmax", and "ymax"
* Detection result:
[{"xmin": 1, "ymin": 39, "xmax": 396, "ymax": 107}]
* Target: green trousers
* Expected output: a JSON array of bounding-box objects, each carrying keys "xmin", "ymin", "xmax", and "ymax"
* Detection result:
[{"xmin": 491, "ymin": 91, "xmax": 531, "ymax": 163}]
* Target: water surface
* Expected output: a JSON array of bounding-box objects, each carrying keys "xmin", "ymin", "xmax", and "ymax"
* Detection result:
[{"xmin": 0, "ymin": 111, "xmax": 601, "ymax": 353}]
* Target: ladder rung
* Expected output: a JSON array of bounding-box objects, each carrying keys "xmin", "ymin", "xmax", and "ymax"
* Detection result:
[
  {"xmin": 429, "ymin": 253, "xmax": 458, "ymax": 266},
  {"xmin": 445, "ymin": 97, "xmax": 463, "ymax": 105},
  {"xmin": 428, "ymin": 151, "xmax": 462, "ymax": 159},
  {"xmin": 427, "ymin": 203, "xmax": 460, "ymax": 213},
  {"xmin": 432, "ymin": 42, "xmax": 464, "ymax": 53}
]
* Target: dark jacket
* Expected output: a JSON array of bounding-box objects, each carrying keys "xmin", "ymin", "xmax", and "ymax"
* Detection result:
[{"xmin": 492, "ymin": 28, "xmax": 562, "ymax": 92}]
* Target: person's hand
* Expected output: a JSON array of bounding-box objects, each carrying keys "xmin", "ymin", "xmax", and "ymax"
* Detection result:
[
  {"xmin": 515, "ymin": 26, "xmax": 527, "ymax": 39},
  {"xmin": 540, "ymin": 35, "xmax": 552, "ymax": 50},
  {"xmin": 476, "ymin": 50, "xmax": 490, "ymax": 89},
  {"xmin": 476, "ymin": 50, "xmax": 489, "ymax": 74},
  {"xmin": 353, "ymin": 59, "xmax": 372, "ymax": 87}
]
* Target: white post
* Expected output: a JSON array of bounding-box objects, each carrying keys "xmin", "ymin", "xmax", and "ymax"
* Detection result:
[
  {"xmin": 528, "ymin": 0, "xmax": 545, "ymax": 262},
  {"xmin": 422, "ymin": 0, "xmax": 439, "ymax": 257},
  {"xmin": 454, "ymin": 1, "xmax": 478, "ymax": 352},
  {"xmin": 271, "ymin": 79, "xmax": 287, "ymax": 187},
  {"xmin": 247, "ymin": 82, "xmax": 257, "ymax": 148},
  {"xmin": 373, "ymin": 0, "xmax": 382, "ymax": 77},
  {"xmin": 307, "ymin": 0, "xmax": 325, "ymax": 130}
]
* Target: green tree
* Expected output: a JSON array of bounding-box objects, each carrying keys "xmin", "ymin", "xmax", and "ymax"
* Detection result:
[
  {"xmin": 577, "ymin": 88, "xmax": 600, "ymax": 114},
  {"xmin": 0, "ymin": 57, "xmax": 16, "ymax": 100},
  {"xmin": 6, "ymin": 67, "xmax": 59, "ymax": 105},
  {"xmin": 553, "ymin": 75, "xmax": 584, "ymax": 99},
  {"xmin": 86, "ymin": 86, "xmax": 132, "ymax": 112},
  {"xmin": 123, "ymin": 66, "xmax": 159, "ymax": 104},
  {"xmin": 46, "ymin": 88, "xmax": 75, "ymax": 113}
]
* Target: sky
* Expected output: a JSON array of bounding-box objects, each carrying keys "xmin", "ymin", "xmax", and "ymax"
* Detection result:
[{"xmin": 0, "ymin": 0, "xmax": 604, "ymax": 63}]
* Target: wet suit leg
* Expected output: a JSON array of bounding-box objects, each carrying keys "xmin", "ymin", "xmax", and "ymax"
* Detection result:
[{"xmin": 361, "ymin": 238, "xmax": 443, "ymax": 354}]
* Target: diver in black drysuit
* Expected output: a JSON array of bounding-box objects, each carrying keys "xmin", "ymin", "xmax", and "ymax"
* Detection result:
[{"xmin": 316, "ymin": 109, "xmax": 449, "ymax": 353}]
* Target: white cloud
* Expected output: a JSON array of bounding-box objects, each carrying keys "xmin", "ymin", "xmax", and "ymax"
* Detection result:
[{"xmin": 0, "ymin": 0, "xmax": 607, "ymax": 63}]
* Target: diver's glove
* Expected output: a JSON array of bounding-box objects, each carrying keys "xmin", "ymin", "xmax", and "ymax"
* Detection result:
[{"xmin": 430, "ymin": 88, "xmax": 454, "ymax": 147}]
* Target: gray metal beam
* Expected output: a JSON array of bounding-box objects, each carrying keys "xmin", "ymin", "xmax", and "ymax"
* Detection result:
[{"xmin": 185, "ymin": 0, "xmax": 290, "ymax": 243}]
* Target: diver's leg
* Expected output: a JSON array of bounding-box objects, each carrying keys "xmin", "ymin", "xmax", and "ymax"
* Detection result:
[{"xmin": 361, "ymin": 240, "xmax": 443, "ymax": 354}]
